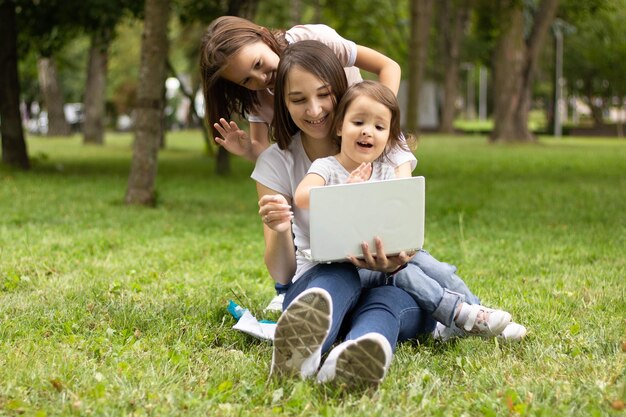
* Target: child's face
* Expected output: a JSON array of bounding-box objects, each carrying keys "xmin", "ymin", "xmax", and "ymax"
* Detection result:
[
  {"xmin": 284, "ymin": 66, "xmax": 335, "ymax": 141},
  {"xmin": 221, "ymin": 41, "xmax": 280, "ymax": 91},
  {"xmin": 336, "ymin": 95, "xmax": 391, "ymax": 164}
]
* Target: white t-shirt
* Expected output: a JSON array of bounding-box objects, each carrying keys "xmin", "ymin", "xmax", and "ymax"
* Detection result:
[
  {"xmin": 308, "ymin": 156, "xmax": 396, "ymax": 185},
  {"xmin": 247, "ymin": 24, "xmax": 361, "ymax": 125},
  {"xmin": 251, "ymin": 133, "xmax": 414, "ymax": 281}
]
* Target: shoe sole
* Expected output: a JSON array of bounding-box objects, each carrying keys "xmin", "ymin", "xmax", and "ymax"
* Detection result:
[
  {"xmin": 333, "ymin": 337, "xmax": 387, "ymax": 388},
  {"xmin": 271, "ymin": 289, "xmax": 331, "ymax": 378}
]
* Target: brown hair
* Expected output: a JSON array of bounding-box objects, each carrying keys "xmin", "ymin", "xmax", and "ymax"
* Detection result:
[
  {"xmin": 331, "ymin": 80, "xmax": 415, "ymax": 160},
  {"xmin": 272, "ymin": 40, "xmax": 349, "ymax": 150},
  {"xmin": 199, "ymin": 16, "xmax": 287, "ymax": 131}
]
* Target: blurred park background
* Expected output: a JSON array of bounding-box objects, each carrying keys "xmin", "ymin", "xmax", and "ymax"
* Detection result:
[{"xmin": 2, "ymin": 0, "xmax": 625, "ymax": 197}]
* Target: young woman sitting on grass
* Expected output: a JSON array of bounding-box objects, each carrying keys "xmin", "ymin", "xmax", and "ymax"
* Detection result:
[{"xmin": 252, "ymin": 41, "xmax": 434, "ymax": 389}]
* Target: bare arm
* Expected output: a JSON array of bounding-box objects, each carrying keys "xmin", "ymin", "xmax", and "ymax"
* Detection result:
[
  {"xmin": 394, "ymin": 161, "xmax": 413, "ymax": 178},
  {"xmin": 354, "ymin": 45, "xmax": 402, "ymax": 95},
  {"xmin": 249, "ymin": 122, "xmax": 271, "ymax": 160},
  {"xmin": 294, "ymin": 173, "xmax": 326, "ymax": 209},
  {"xmin": 256, "ymin": 182, "xmax": 296, "ymax": 285}
]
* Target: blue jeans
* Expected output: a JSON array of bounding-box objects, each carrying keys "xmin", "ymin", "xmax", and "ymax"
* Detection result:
[
  {"xmin": 283, "ymin": 263, "xmax": 362, "ymax": 353},
  {"xmin": 344, "ymin": 285, "xmax": 436, "ymax": 352},
  {"xmin": 358, "ymin": 250, "xmax": 481, "ymax": 327},
  {"xmin": 283, "ymin": 262, "xmax": 432, "ymax": 353}
]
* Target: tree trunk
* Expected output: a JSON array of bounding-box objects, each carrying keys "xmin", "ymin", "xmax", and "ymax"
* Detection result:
[
  {"xmin": 125, "ymin": 0, "xmax": 170, "ymax": 206},
  {"xmin": 490, "ymin": 0, "xmax": 559, "ymax": 142},
  {"xmin": 490, "ymin": 4, "xmax": 527, "ymax": 142},
  {"xmin": 583, "ymin": 80, "xmax": 604, "ymax": 127},
  {"xmin": 438, "ymin": 0, "xmax": 472, "ymax": 133},
  {"xmin": 83, "ymin": 30, "xmax": 110, "ymax": 145},
  {"xmin": 589, "ymin": 101, "xmax": 605, "ymax": 127},
  {"xmin": 290, "ymin": 0, "xmax": 301, "ymax": 25},
  {"xmin": 216, "ymin": 146, "xmax": 231, "ymax": 176},
  {"xmin": 407, "ymin": 0, "xmax": 434, "ymax": 135},
  {"xmin": 0, "ymin": 1, "xmax": 29, "ymax": 169},
  {"xmin": 37, "ymin": 57, "xmax": 70, "ymax": 136}
]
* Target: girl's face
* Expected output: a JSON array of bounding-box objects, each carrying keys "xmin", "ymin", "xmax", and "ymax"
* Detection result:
[
  {"xmin": 284, "ymin": 66, "xmax": 335, "ymax": 141},
  {"xmin": 221, "ymin": 41, "xmax": 280, "ymax": 91},
  {"xmin": 336, "ymin": 95, "xmax": 391, "ymax": 165}
]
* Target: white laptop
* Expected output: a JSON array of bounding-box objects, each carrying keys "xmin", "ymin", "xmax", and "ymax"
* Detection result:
[{"xmin": 303, "ymin": 176, "xmax": 425, "ymax": 263}]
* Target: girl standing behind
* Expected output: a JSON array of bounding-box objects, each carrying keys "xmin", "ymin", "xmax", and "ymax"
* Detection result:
[{"xmin": 199, "ymin": 16, "xmax": 408, "ymax": 171}]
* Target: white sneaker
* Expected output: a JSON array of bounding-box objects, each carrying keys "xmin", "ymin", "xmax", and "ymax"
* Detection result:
[
  {"xmin": 455, "ymin": 303, "xmax": 511, "ymax": 337},
  {"xmin": 433, "ymin": 321, "xmax": 527, "ymax": 343},
  {"xmin": 316, "ymin": 332, "xmax": 392, "ymax": 389},
  {"xmin": 270, "ymin": 288, "xmax": 332, "ymax": 379},
  {"xmin": 432, "ymin": 322, "xmax": 466, "ymax": 342},
  {"xmin": 497, "ymin": 322, "xmax": 527, "ymax": 342},
  {"xmin": 264, "ymin": 293, "xmax": 285, "ymax": 312}
]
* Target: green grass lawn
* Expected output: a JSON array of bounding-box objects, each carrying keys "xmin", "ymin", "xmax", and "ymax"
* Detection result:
[{"xmin": 1, "ymin": 131, "xmax": 624, "ymax": 416}]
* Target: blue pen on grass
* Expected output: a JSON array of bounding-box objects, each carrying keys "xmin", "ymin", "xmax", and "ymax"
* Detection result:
[{"xmin": 227, "ymin": 300, "xmax": 276, "ymax": 324}]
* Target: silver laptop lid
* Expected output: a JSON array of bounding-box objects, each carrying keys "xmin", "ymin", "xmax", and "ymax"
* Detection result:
[{"xmin": 308, "ymin": 176, "xmax": 425, "ymax": 263}]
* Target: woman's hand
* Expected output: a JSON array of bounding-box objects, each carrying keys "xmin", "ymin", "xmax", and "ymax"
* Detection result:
[
  {"xmin": 258, "ymin": 194, "xmax": 293, "ymax": 233},
  {"xmin": 347, "ymin": 236, "xmax": 415, "ymax": 273},
  {"xmin": 213, "ymin": 118, "xmax": 252, "ymax": 158},
  {"xmin": 346, "ymin": 162, "xmax": 372, "ymax": 184}
]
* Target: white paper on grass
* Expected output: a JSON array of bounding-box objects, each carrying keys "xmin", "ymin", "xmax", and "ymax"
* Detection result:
[{"xmin": 232, "ymin": 310, "xmax": 276, "ymax": 341}]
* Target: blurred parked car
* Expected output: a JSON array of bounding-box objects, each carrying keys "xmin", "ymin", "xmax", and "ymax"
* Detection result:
[{"xmin": 25, "ymin": 103, "xmax": 84, "ymax": 135}]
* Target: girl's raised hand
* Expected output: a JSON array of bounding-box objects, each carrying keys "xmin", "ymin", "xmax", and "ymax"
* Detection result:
[
  {"xmin": 258, "ymin": 194, "xmax": 293, "ymax": 233},
  {"xmin": 346, "ymin": 162, "xmax": 372, "ymax": 183},
  {"xmin": 213, "ymin": 118, "xmax": 252, "ymax": 157}
]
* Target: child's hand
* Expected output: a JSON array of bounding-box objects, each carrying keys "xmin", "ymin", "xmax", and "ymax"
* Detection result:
[
  {"xmin": 258, "ymin": 194, "xmax": 293, "ymax": 233},
  {"xmin": 347, "ymin": 162, "xmax": 372, "ymax": 183},
  {"xmin": 213, "ymin": 118, "xmax": 252, "ymax": 157},
  {"xmin": 347, "ymin": 237, "xmax": 415, "ymax": 273}
]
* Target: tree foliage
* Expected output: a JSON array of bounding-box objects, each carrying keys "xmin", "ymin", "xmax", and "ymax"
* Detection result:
[
  {"xmin": 321, "ymin": 0, "xmax": 410, "ymax": 69},
  {"xmin": 12, "ymin": 0, "xmax": 143, "ymax": 116},
  {"xmin": 13, "ymin": 0, "xmax": 80, "ymax": 57},
  {"xmin": 3, "ymin": 0, "xmax": 623, "ymax": 150},
  {"xmin": 561, "ymin": 0, "xmax": 626, "ymax": 120}
]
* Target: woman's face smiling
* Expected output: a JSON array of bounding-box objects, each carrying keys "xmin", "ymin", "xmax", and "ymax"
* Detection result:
[
  {"xmin": 221, "ymin": 41, "xmax": 279, "ymax": 91},
  {"xmin": 284, "ymin": 66, "xmax": 335, "ymax": 141}
]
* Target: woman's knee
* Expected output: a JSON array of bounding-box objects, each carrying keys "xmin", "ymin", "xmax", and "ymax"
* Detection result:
[{"xmin": 295, "ymin": 263, "xmax": 361, "ymax": 306}]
